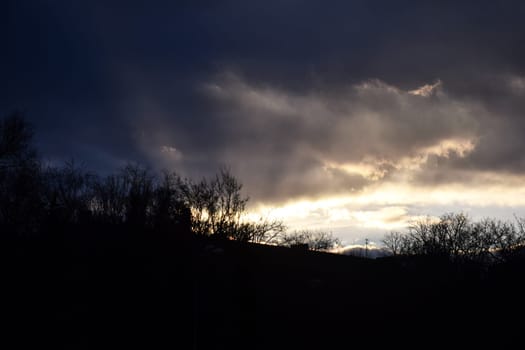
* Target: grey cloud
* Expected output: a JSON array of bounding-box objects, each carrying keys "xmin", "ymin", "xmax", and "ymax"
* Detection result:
[
  {"xmin": 410, "ymin": 74, "xmax": 525, "ymax": 184},
  {"xmin": 200, "ymin": 72, "xmax": 525, "ymax": 201},
  {"xmin": 204, "ymin": 74, "xmax": 479, "ymax": 159},
  {"xmin": 131, "ymin": 73, "xmax": 490, "ymax": 203}
]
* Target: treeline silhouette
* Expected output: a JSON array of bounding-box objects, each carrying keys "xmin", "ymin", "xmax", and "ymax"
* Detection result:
[
  {"xmin": 1, "ymin": 112, "xmax": 340, "ymax": 250},
  {"xmin": 382, "ymin": 213, "xmax": 525, "ymax": 265}
]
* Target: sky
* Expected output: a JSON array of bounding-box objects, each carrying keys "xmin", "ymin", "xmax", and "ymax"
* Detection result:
[{"xmin": 3, "ymin": 1, "xmax": 525, "ymax": 246}]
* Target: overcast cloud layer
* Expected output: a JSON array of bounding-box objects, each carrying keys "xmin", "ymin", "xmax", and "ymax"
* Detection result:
[{"xmin": 4, "ymin": 1, "xmax": 525, "ymax": 242}]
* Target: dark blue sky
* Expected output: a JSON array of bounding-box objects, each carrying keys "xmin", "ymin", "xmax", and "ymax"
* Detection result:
[{"xmin": 4, "ymin": 2, "xmax": 525, "ymax": 236}]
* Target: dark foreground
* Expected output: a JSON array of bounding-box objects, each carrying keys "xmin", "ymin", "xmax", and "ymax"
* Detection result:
[{"xmin": 3, "ymin": 229, "xmax": 525, "ymax": 349}]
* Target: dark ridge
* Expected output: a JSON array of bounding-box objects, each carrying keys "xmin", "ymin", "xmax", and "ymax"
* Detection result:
[{"xmin": 3, "ymin": 229, "xmax": 524, "ymax": 349}]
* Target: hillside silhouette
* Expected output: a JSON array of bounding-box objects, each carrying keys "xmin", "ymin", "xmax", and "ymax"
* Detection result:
[
  {"xmin": 2, "ymin": 112, "xmax": 525, "ymax": 348},
  {"xmin": 4, "ymin": 227, "xmax": 525, "ymax": 348}
]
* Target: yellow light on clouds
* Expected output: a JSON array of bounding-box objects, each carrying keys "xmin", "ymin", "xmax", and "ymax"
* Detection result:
[{"xmin": 248, "ymin": 174, "xmax": 525, "ymax": 233}]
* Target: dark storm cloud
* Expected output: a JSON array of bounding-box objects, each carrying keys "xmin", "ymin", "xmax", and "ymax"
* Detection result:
[
  {"xmin": 3, "ymin": 1, "xmax": 525, "ymax": 203},
  {"xmin": 410, "ymin": 74, "xmax": 525, "ymax": 186}
]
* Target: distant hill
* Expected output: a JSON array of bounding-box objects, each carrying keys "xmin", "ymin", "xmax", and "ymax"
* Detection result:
[{"xmin": 3, "ymin": 229, "xmax": 525, "ymax": 348}]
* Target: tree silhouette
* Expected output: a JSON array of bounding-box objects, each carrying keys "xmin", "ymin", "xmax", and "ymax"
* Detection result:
[
  {"xmin": 381, "ymin": 231, "xmax": 405, "ymax": 256},
  {"xmin": 382, "ymin": 213, "xmax": 525, "ymax": 265},
  {"xmin": 0, "ymin": 112, "xmax": 43, "ymax": 236},
  {"xmin": 91, "ymin": 172, "xmax": 129, "ymax": 225},
  {"xmin": 280, "ymin": 230, "xmax": 340, "ymax": 251},
  {"xmin": 176, "ymin": 168, "xmax": 285, "ymax": 242},
  {"xmin": 150, "ymin": 170, "xmax": 190, "ymax": 233},
  {"xmin": 42, "ymin": 160, "xmax": 95, "ymax": 226},
  {"xmin": 0, "ymin": 111, "xmax": 36, "ymax": 162},
  {"xmin": 121, "ymin": 164, "xmax": 155, "ymax": 228},
  {"xmin": 240, "ymin": 219, "xmax": 286, "ymax": 244}
]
